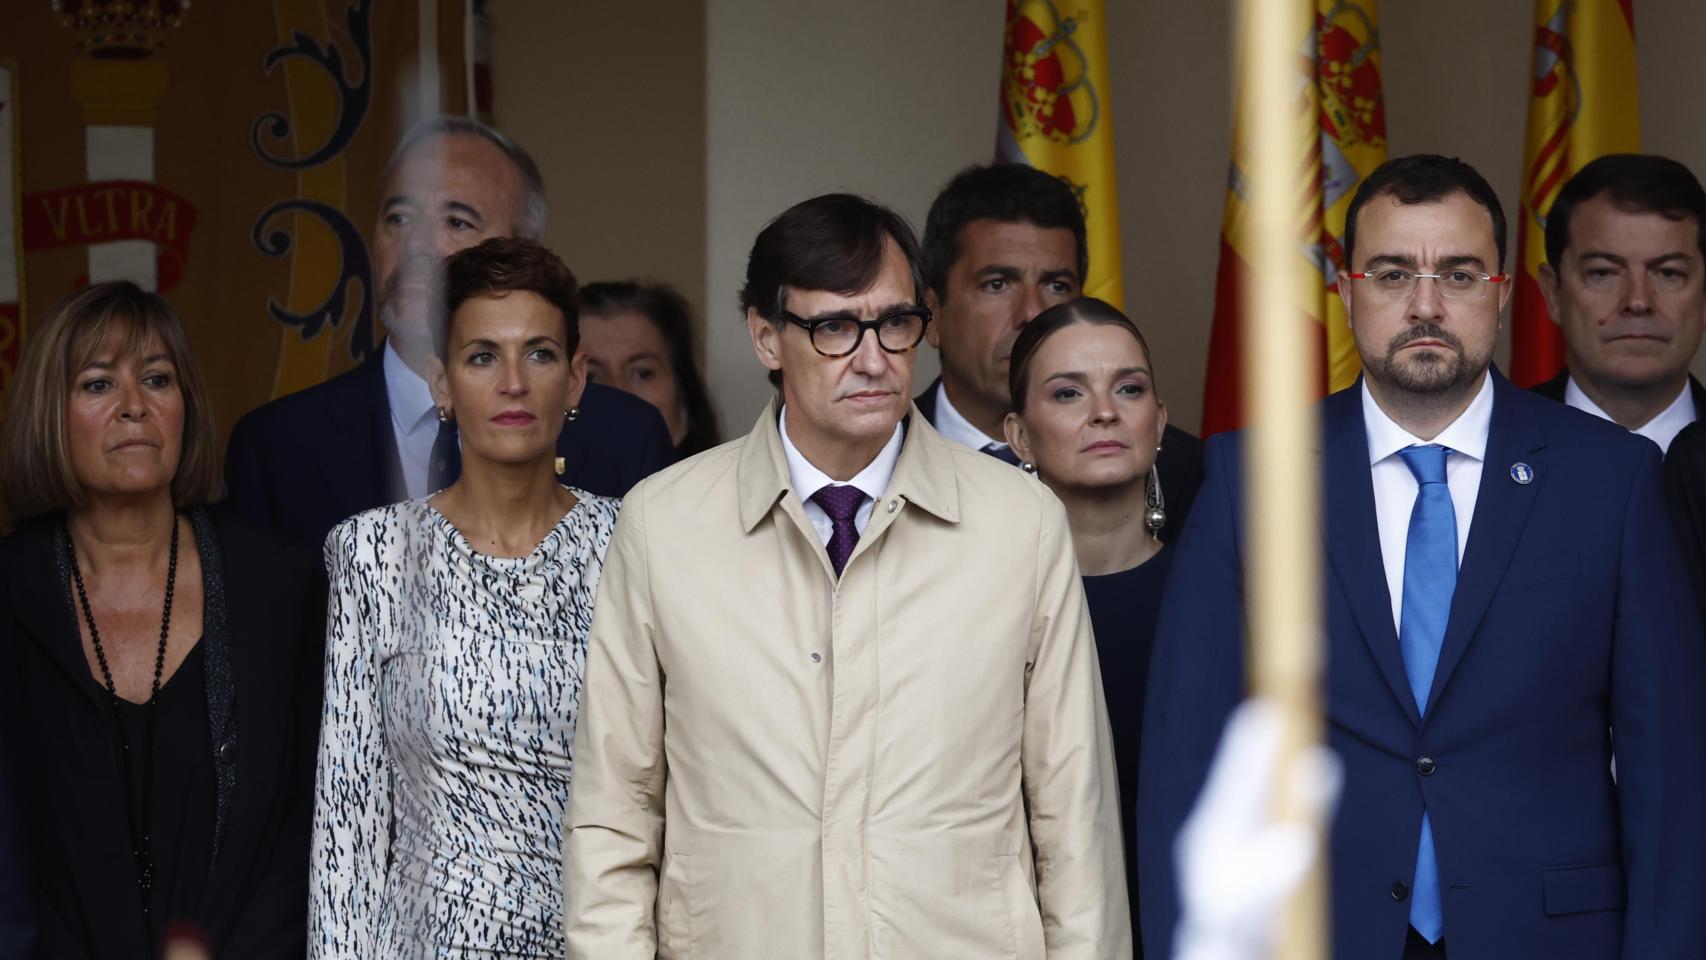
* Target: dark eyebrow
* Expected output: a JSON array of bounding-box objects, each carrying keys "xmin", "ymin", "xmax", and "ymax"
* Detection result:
[
  {"xmin": 801, "ymin": 302, "xmax": 918, "ymax": 322},
  {"xmin": 1572, "ymin": 250, "xmax": 1698, "ymax": 269},
  {"xmin": 445, "ymin": 201, "xmax": 484, "ymax": 222},
  {"xmin": 84, "ymin": 352, "xmax": 175, "ymax": 371},
  {"xmin": 381, "ymin": 194, "xmax": 413, "ymax": 212},
  {"xmin": 1363, "ymin": 253, "xmax": 1418, "ymax": 270},
  {"xmin": 1040, "ymin": 268, "xmax": 1081, "ymax": 286},
  {"xmin": 1437, "ymin": 254, "xmax": 1488, "ymax": 271},
  {"xmin": 974, "ymin": 265, "xmax": 1023, "ymax": 279},
  {"xmin": 1044, "ymin": 365, "xmax": 1149, "ymax": 381},
  {"xmin": 461, "ymin": 335, "xmax": 564, "ymax": 350}
]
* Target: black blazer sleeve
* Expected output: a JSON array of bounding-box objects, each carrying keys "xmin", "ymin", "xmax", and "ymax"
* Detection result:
[{"xmin": 1663, "ymin": 421, "xmax": 1706, "ymax": 620}]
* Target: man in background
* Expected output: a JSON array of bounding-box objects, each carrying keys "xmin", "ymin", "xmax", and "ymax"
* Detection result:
[
  {"xmin": 1533, "ymin": 153, "xmax": 1706, "ymax": 454},
  {"xmin": 916, "ymin": 163, "xmax": 1202, "ymax": 542},
  {"xmin": 226, "ymin": 117, "xmax": 672, "ymax": 545}
]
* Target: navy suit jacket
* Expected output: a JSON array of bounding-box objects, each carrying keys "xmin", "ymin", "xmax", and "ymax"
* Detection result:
[
  {"xmin": 914, "ymin": 377, "xmax": 1206, "ymax": 544},
  {"xmin": 225, "ymin": 346, "xmax": 674, "ymax": 547},
  {"xmin": 1138, "ymin": 370, "xmax": 1706, "ymax": 960}
]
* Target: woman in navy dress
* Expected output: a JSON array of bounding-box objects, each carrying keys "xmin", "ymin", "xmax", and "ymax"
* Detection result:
[{"xmin": 1003, "ymin": 297, "xmax": 1175, "ymax": 948}]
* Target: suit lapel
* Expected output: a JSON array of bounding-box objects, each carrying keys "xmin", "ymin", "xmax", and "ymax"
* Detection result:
[
  {"xmin": 1321, "ymin": 387, "xmax": 1420, "ymax": 725},
  {"xmin": 319, "ymin": 349, "xmax": 401, "ymax": 512},
  {"xmin": 1425, "ymin": 373, "xmax": 1545, "ymax": 715}
]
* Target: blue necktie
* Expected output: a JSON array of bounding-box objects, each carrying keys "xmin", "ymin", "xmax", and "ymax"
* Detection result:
[{"xmin": 1397, "ymin": 444, "xmax": 1456, "ymax": 944}]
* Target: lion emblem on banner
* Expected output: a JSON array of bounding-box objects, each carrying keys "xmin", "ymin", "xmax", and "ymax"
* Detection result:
[{"xmin": 1001, "ymin": 0, "xmax": 1100, "ymax": 146}]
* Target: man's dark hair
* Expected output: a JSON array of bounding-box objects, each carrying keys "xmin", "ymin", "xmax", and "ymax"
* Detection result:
[
  {"xmin": 382, "ymin": 116, "xmax": 548, "ymax": 239},
  {"xmin": 434, "ymin": 237, "xmax": 579, "ymax": 362},
  {"xmin": 1344, "ymin": 154, "xmax": 1507, "ymax": 271},
  {"xmin": 921, "ymin": 164, "xmax": 1087, "ymax": 299},
  {"xmin": 580, "ymin": 280, "xmax": 723, "ymax": 456},
  {"xmin": 739, "ymin": 194, "xmax": 927, "ymax": 386},
  {"xmin": 1544, "ymin": 154, "xmax": 1706, "ymax": 267}
]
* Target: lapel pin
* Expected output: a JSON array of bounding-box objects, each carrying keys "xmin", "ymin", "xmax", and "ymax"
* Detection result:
[{"xmin": 1510, "ymin": 462, "xmax": 1534, "ymax": 485}]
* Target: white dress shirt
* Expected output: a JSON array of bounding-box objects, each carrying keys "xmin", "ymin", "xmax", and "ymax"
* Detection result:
[
  {"xmin": 1364, "ymin": 375, "xmax": 1493, "ymax": 633},
  {"xmin": 779, "ymin": 405, "xmax": 903, "ymax": 546},
  {"xmin": 1563, "ymin": 375, "xmax": 1696, "ymax": 455},
  {"xmin": 383, "ymin": 341, "xmax": 441, "ymax": 499},
  {"xmin": 931, "ymin": 381, "xmax": 1013, "ymax": 456}
]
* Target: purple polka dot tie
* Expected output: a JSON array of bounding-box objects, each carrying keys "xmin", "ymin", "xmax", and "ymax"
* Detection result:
[{"xmin": 810, "ymin": 484, "xmax": 866, "ymax": 577}]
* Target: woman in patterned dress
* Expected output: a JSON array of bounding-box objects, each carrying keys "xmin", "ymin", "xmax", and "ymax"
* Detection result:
[{"xmin": 309, "ymin": 238, "xmax": 619, "ymax": 958}]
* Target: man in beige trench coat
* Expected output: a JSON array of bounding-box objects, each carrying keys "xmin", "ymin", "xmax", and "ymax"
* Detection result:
[{"xmin": 563, "ymin": 193, "xmax": 1131, "ymax": 959}]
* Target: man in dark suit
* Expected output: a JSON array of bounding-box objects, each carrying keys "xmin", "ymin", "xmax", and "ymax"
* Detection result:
[
  {"xmin": 1140, "ymin": 155, "xmax": 1706, "ymax": 960},
  {"xmin": 226, "ymin": 118, "xmax": 672, "ymax": 546},
  {"xmin": 917, "ymin": 164, "xmax": 1203, "ymax": 542},
  {"xmin": 1530, "ymin": 154, "xmax": 1706, "ymax": 454}
]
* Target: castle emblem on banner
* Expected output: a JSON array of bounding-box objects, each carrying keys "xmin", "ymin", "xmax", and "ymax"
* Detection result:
[{"xmin": 1001, "ymin": 0, "xmax": 1100, "ymax": 146}]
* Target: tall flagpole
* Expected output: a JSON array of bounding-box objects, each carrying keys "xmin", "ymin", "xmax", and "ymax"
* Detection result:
[{"xmin": 1236, "ymin": 0, "xmax": 1328, "ymax": 956}]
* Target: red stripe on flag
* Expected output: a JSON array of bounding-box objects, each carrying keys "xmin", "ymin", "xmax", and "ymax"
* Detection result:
[
  {"xmin": 1617, "ymin": 0, "xmax": 1635, "ymax": 35},
  {"xmin": 1509, "ymin": 272, "xmax": 1564, "ymax": 387},
  {"xmin": 1201, "ymin": 236, "xmax": 1327, "ymax": 437}
]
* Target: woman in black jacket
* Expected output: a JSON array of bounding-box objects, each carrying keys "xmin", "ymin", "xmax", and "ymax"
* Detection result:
[{"xmin": 0, "ymin": 281, "xmax": 323, "ymax": 959}]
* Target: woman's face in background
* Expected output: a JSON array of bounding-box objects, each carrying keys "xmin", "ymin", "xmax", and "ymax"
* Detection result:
[{"xmin": 581, "ymin": 309, "xmax": 688, "ymax": 447}]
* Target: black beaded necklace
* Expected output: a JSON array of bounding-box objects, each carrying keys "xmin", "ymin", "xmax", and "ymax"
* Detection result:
[{"xmin": 65, "ymin": 515, "xmax": 179, "ymax": 946}]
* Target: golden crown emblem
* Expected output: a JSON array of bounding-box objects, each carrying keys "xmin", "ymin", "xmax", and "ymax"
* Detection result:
[{"xmin": 53, "ymin": 0, "xmax": 190, "ymax": 57}]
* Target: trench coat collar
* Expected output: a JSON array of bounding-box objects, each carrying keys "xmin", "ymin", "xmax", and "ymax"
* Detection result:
[{"xmin": 737, "ymin": 397, "xmax": 962, "ymax": 533}]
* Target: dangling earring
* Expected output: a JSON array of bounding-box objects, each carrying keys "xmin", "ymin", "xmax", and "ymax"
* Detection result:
[
  {"xmin": 436, "ymin": 406, "xmax": 451, "ymax": 423},
  {"xmin": 554, "ymin": 457, "xmax": 566, "ymax": 477},
  {"xmin": 565, "ymin": 406, "xmax": 581, "ymax": 422},
  {"xmin": 1145, "ymin": 463, "xmax": 1167, "ymax": 540}
]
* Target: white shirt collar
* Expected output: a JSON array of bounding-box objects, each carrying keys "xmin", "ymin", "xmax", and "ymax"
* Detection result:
[
  {"xmin": 1563, "ymin": 375, "xmax": 1696, "ymax": 454},
  {"xmin": 382, "ymin": 340, "xmax": 438, "ymax": 432},
  {"xmin": 931, "ymin": 381, "xmax": 1007, "ymax": 452},
  {"xmin": 1362, "ymin": 372, "xmax": 1494, "ymax": 466},
  {"xmin": 778, "ymin": 404, "xmax": 903, "ymax": 503}
]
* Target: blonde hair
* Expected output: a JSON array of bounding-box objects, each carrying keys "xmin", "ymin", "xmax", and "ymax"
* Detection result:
[{"xmin": 0, "ymin": 282, "xmax": 222, "ymax": 529}]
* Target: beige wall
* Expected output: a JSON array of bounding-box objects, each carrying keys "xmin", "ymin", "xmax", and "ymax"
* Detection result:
[
  {"xmin": 490, "ymin": 1, "xmax": 712, "ymax": 411},
  {"xmin": 497, "ymin": 0, "xmax": 1706, "ymax": 438}
]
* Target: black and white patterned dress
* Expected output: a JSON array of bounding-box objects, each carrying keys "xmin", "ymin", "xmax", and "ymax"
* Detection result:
[{"xmin": 308, "ymin": 493, "xmax": 617, "ymax": 958}]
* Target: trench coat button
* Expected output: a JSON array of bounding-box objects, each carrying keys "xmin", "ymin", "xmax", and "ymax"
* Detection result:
[
  {"xmin": 218, "ymin": 740, "xmax": 237, "ymax": 763},
  {"xmin": 809, "ymin": 652, "xmax": 822, "ymax": 663},
  {"xmin": 1416, "ymin": 756, "xmax": 1436, "ymax": 776},
  {"xmin": 886, "ymin": 499, "xmax": 899, "ymax": 513},
  {"xmin": 1391, "ymin": 880, "xmax": 1409, "ymax": 901}
]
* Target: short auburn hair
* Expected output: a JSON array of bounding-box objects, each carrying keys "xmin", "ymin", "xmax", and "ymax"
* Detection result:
[
  {"xmin": 0, "ymin": 281, "xmax": 222, "ymax": 530},
  {"xmin": 431, "ymin": 237, "xmax": 580, "ymax": 363}
]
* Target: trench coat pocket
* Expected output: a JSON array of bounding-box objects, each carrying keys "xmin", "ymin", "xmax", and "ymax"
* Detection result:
[
  {"xmin": 1542, "ymin": 861, "xmax": 1626, "ymax": 916},
  {"xmin": 996, "ymin": 853, "xmax": 1047, "ymax": 959}
]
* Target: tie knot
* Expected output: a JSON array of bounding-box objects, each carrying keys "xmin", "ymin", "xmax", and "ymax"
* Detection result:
[
  {"xmin": 1398, "ymin": 444, "xmax": 1451, "ymax": 485},
  {"xmin": 810, "ymin": 484, "xmax": 866, "ymax": 522}
]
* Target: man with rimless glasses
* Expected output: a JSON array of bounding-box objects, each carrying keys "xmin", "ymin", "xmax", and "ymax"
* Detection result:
[
  {"xmin": 1140, "ymin": 155, "xmax": 1706, "ymax": 960},
  {"xmin": 564, "ymin": 194, "xmax": 1130, "ymax": 958}
]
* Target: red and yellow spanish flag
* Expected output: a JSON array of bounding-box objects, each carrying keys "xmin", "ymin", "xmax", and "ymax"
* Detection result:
[
  {"xmin": 1509, "ymin": 0, "xmax": 1641, "ymax": 386},
  {"xmin": 1201, "ymin": 1, "xmax": 1387, "ymax": 437},
  {"xmin": 997, "ymin": 0, "xmax": 1123, "ymax": 309}
]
